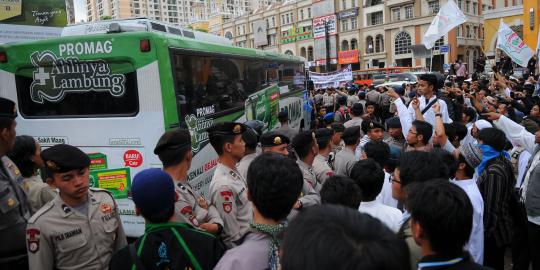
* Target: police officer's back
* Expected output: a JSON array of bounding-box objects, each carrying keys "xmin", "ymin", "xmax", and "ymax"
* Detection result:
[
  {"xmin": 109, "ymin": 169, "xmax": 225, "ymax": 270},
  {"xmin": 0, "ymin": 97, "xmax": 32, "ymax": 269}
]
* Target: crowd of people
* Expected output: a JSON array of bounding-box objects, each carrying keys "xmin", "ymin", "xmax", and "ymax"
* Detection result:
[{"xmin": 0, "ymin": 64, "xmax": 540, "ymax": 270}]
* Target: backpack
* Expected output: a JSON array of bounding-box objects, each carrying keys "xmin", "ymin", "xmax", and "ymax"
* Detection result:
[{"xmin": 338, "ymin": 107, "xmax": 351, "ymax": 122}]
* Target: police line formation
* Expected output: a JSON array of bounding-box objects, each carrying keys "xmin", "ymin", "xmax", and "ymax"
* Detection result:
[{"xmin": 2, "ymin": 70, "xmax": 540, "ymax": 270}]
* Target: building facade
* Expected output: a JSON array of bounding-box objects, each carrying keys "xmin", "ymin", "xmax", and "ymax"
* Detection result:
[
  {"xmin": 210, "ymin": 0, "xmax": 488, "ymax": 72},
  {"xmin": 483, "ymin": 0, "xmax": 539, "ymax": 64}
]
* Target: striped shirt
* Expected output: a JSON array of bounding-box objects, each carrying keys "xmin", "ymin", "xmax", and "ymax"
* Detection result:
[{"xmin": 476, "ymin": 156, "xmax": 516, "ymax": 246}]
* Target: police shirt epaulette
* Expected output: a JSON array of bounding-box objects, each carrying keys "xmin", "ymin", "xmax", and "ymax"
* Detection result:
[
  {"xmin": 28, "ymin": 200, "xmax": 55, "ymax": 224},
  {"xmin": 89, "ymin": 188, "xmax": 116, "ymax": 203}
]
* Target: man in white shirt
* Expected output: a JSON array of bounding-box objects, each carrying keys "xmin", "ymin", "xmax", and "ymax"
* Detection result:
[
  {"xmin": 352, "ymin": 159, "xmax": 402, "ymax": 232},
  {"xmin": 453, "ymin": 142, "xmax": 485, "ymax": 264},
  {"xmin": 388, "ymin": 73, "xmax": 452, "ymax": 139},
  {"xmin": 361, "ymin": 140, "xmax": 399, "ymax": 208}
]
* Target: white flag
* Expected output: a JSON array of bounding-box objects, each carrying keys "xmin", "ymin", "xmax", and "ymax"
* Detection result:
[
  {"xmin": 422, "ymin": 0, "xmax": 466, "ymax": 49},
  {"xmin": 497, "ymin": 20, "xmax": 534, "ymax": 68}
]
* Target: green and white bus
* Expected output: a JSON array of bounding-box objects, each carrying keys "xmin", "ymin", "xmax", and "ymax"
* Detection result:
[{"xmin": 0, "ymin": 18, "xmax": 310, "ymax": 236}]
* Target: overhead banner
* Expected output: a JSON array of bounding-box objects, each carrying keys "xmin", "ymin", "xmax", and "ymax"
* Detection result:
[
  {"xmin": 309, "ymin": 64, "xmax": 352, "ymax": 88},
  {"xmin": 338, "ymin": 50, "xmax": 359, "ymax": 64},
  {"xmin": 253, "ymin": 19, "xmax": 268, "ymax": 47},
  {"xmin": 313, "ymin": 14, "xmax": 337, "ymax": 39}
]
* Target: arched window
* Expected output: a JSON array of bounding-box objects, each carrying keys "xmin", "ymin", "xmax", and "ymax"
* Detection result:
[
  {"xmin": 307, "ymin": 46, "xmax": 314, "ymax": 61},
  {"xmin": 351, "ymin": 38, "xmax": 358, "ymax": 50},
  {"xmin": 284, "ymin": 50, "xmax": 294, "ymax": 55},
  {"xmin": 225, "ymin": 31, "xmax": 233, "ymax": 40},
  {"xmin": 375, "ymin": 34, "xmax": 384, "ymax": 53},
  {"xmin": 366, "ymin": 36, "xmax": 374, "ymax": 54},
  {"xmin": 341, "ymin": 40, "xmax": 349, "ymax": 51},
  {"xmin": 466, "ymin": 25, "xmax": 470, "ymax": 38},
  {"xmin": 394, "ymin": 31, "xmax": 411, "ymax": 55},
  {"xmin": 300, "ymin": 47, "xmax": 307, "ymax": 58}
]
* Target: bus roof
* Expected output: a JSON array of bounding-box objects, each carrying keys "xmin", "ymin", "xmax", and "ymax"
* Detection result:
[
  {"xmin": 61, "ymin": 18, "xmax": 233, "ymax": 46},
  {"xmin": 0, "ymin": 27, "xmax": 304, "ymax": 69}
]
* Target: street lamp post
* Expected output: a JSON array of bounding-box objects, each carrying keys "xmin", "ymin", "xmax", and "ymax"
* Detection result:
[{"xmin": 324, "ymin": 20, "xmax": 331, "ymax": 72}]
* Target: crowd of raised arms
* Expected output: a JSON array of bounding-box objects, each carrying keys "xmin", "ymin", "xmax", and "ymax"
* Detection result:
[{"xmin": 1, "ymin": 65, "xmax": 540, "ymax": 270}]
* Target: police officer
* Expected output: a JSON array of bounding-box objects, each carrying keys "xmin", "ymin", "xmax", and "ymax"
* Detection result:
[
  {"xmin": 207, "ymin": 122, "xmax": 252, "ymax": 248},
  {"xmin": 0, "ymin": 97, "xmax": 32, "ymax": 269},
  {"xmin": 313, "ymin": 128, "xmax": 334, "ymax": 187},
  {"xmin": 27, "ymin": 144, "xmax": 127, "ymax": 270},
  {"xmin": 109, "ymin": 169, "xmax": 225, "ymax": 270},
  {"xmin": 290, "ymin": 131, "xmax": 321, "ymax": 213},
  {"xmin": 260, "ymin": 131, "xmax": 290, "ymax": 156},
  {"xmin": 237, "ymin": 127, "xmax": 259, "ymax": 180},
  {"xmin": 154, "ymin": 129, "xmax": 224, "ymax": 234}
]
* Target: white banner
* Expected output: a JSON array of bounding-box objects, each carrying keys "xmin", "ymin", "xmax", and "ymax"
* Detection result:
[
  {"xmin": 309, "ymin": 65, "xmax": 352, "ymax": 88},
  {"xmin": 253, "ymin": 20, "xmax": 268, "ymax": 47},
  {"xmin": 497, "ymin": 20, "xmax": 534, "ymax": 68},
  {"xmin": 422, "ymin": 0, "xmax": 466, "ymax": 49},
  {"xmin": 313, "ymin": 14, "xmax": 337, "ymax": 39}
]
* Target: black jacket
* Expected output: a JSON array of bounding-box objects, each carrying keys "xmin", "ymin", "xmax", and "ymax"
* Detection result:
[{"xmin": 109, "ymin": 222, "xmax": 225, "ymax": 270}]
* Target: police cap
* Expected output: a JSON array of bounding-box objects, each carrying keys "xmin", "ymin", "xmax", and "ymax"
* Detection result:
[
  {"xmin": 41, "ymin": 144, "xmax": 91, "ymax": 173},
  {"xmin": 154, "ymin": 129, "xmax": 192, "ymax": 155},
  {"xmin": 207, "ymin": 122, "xmax": 247, "ymax": 137},
  {"xmin": 0, "ymin": 97, "xmax": 17, "ymax": 119},
  {"xmin": 260, "ymin": 131, "xmax": 290, "ymax": 147},
  {"xmin": 361, "ymin": 119, "xmax": 384, "ymax": 133}
]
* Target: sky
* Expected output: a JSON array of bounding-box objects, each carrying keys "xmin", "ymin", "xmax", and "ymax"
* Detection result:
[{"xmin": 74, "ymin": 0, "xmax": 87, "ymax": 22}]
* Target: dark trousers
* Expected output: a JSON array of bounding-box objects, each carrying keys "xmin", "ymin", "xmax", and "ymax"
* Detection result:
[
  {"xmin": 512, "ymin": 221, "xmax": 530, "ymax": 270},
  {"xmin": 484, "ymin": 236, "xmax": 506, "ymax": 270},
  {"xmin": 529, "ymin": 221, "xmax": 540, "ymax": 270}
]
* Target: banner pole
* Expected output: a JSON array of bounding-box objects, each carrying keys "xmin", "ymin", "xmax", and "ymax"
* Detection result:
[{"xmin": 430, "ymin": 48, "xmax": 434, "ymax": 72}]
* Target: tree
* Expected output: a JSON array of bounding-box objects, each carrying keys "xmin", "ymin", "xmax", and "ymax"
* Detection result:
[{"xmin": 100, "ymin": 16, "xmax": 112, "ymax": 20}]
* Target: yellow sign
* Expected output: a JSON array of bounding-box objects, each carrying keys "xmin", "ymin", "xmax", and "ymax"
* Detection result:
[{"xmin": 0, "ymin": 0, "xmax": 22, "ymax": 21}]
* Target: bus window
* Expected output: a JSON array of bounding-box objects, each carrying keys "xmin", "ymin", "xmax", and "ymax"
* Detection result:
[
  {"xmin": 171, "ymin": 52, "xmax": 267, "ymax": 121},
  {"xmin": 15, "ymin": 61, "xmax": 138, "ymax": 118}
]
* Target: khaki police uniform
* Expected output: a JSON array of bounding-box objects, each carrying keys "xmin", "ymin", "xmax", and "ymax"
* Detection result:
[
  {"xmin": 173, "ymin": 179, "xmax": 223, "ymax": 229},
  {"xmin": 296, "ymin": 160, "xmax": 321, "ymax": 206},
  {"xmin": 24, "ymin": 175, "xmax": 56, "ymax": 213},
  {"xmin": 312, "ymin": 154, "xmax": 333, "ymax": 187},
  {"xmin": 209, "ymin": 163, "xmax": 252, "ymax": 248},
  {"xmin": 0, "ymin": 156, "xmax": 32, "ymax": 264},
  {"xmin": 27, "ymin": 188, "xmax": 127, "ymax": 270},
  {"xmin": 334, "ymin": 148, "xmax": 357, "ymax": 177},
  {"xmin": 237, "ymin": 152, "xmax": 258, "ymax": 180}
]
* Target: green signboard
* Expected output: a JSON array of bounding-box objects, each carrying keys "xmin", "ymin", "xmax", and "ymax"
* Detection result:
[{"xmin": 89, "ymin": 168, "xmax": 131, "ymax": 199}]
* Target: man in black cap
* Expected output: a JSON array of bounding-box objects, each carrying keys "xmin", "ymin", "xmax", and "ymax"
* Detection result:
[
  {"xmin": 207, "ymin": 122, "xmax": 252, "ymax": 248},
  {"xmin": 357, "ymin": 119, "xmax": 385, "ymax": 159},
  {"xmin": 313, "ymin": 128, "xmax": 334, "ymax": 187},
  {"xmin": 260, "ymin": 131, "xmax": 290, "ymax": 156},
  {"xmin": 275, "ymin": 110, "xmax": 298, "ymax": 141},
  {"xmin": 27, "ymin": 144, "xmax": 127, "ymax": 269},
  {"xmin": 334, "ymin": 126, "xmax": 360, "ymax": 177},
  {"xmin": 0, "ymin": 97, "xmax": 32, "ymax": 269},
  {"xmin": 384, "ymin": 117, "xmax": 406, "ymax": 151},
  {"xmin": 109, "ymin": 168, "xmax": 225, "ymax": 270},
  {"xmin": 154, "ymin": 129, "xmax": 223, "ymax": 234}
]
